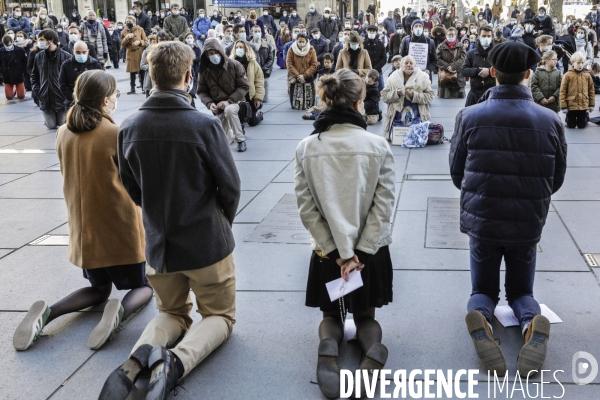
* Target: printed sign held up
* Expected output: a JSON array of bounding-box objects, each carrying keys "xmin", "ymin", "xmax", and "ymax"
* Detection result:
[{"xmin": 408, "ymin": 42, "xmax": 429, "ymax": 71}]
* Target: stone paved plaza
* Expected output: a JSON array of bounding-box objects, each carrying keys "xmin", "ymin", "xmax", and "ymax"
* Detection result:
[{"xmin": 0, "ymin": 65, "xmax": 599, "ymax": 400}]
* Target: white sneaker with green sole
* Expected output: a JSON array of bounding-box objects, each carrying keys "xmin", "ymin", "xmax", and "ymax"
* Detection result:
[
  {"xmin": 13, "ymin": 300, "xmax": 51, "ymax": 351},
  {"xmin": 88, "ymin": 299, "xmax": 124, "ymax": 350}
]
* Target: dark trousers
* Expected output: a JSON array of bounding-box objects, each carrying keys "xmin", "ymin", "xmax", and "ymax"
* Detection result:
[
  {"xmin": 566, "ymin": 110, "xmax": 589, "ymax": 129},
  {"xmin": 248, "ymin": 99, "xmax": 263, "ymax": 127},
  {"xmin": 465, "ymin": 90, "xmax": 484, "ymax": 107},
  {"xmin": 467, "ymin": 237, "xmax": 541, "ymax": 331},
  {"xmin": 129, "ymin": 72, "xmax": 137, "ymax": 88},
  {"xmin": 111, "ymin": 53, "xmax": 119, "ymax": 68},
  {"xmin": 139, "ymin": 70, "xmax": 145, "ymax": 87}
]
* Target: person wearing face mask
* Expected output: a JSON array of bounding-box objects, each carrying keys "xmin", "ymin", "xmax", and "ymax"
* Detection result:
[
  {"xmin": 69, "ymin": 8, "xmax": 80, "ymax": 25},
  {"xmin": 421, "ymin": 12, "xmax": 434, "ymax": 31},
  {"xmin": 139, "ymin": 32, "xmax": 169, "ymax": 99},
  {"xmin": 503, "ymin": 19, "xmax": 516, "ymax": 38},
  {"xmin": 258, "ymin": 9, "xmax": 277, "ymax": 37},
  {"xmin": 47, "ymin": 10, "xmax": 58, "ymax": 26},
  {"xmin": 431, "ymin": 24, "xmax": 447, "ymax": 50},
  {"xmin": 7, "ymin": 6, "xmax": 30, "ymax": 35},
  {"xmin": 521, "ymin": 19, "xmax": 538, "ymax": 49},
  {"xmin": 451, "ymin": 41, "xmax": 565, "ymax": 380},
  {"xmin": 121, "ymin": 16, "xmax": 148, "ymax": 94},
  {"xmin": 493, "ymin": 26, "xmax": 506, "ymax": 45},
  {"xmin": 574, "ymin": 27, "xmax": 594, "ymax": 68},
  {"xmin": 15, "ymin": 69, "xmax": 153, "ymax": 356},
  {"xmin": 56, "ymin": 24, "xmax": 68, "ymax": 48},
  {"xmin": 286, "ymin": 32, "xmax": 318, "ymax": 110},
  {"xmin": 59, "ymin": 40, "xmax": 103, "ymax": 105},
  {"xmin": 403, "ymin": 8, "xmax": 419, "ymax": 35},
  {"xmin": 436, "ymin": 27, "xmax": 467, "ymax": 99},
  {"xmin": 381, "ymin": 55, "xmax": 433, "ymax": 139},
  {"xmin": 336, "ymin": 31, "xmax": 372, "ymax": 78},
  {"xmin": 0, "ymin": 35, "xmax": 27, "ymax": 99},
  {"xmin": 148, "ymin": 10, "xmax": 157, "ymax": 27},
  {"xmin": 108, "ymin": 24, "xmax": 121, "ymax": 69},
  {"xmin": 280, "ymin": 10, "xmax": 290, "ymax": 27},
  {"xmin": 68, "ymin": 25, "xmax": 98, "ymax": 60},
  {"xmin": 304, "ymin": 3, "xmax": 321, "ymax": 31},
  {"xmin": 215, "ymin": 17, "xmax": 228, "ymax": 38},
  {"xmin": 533, "ymin": 7, "xmax": 552, "ymax": 36},
  {"xmin": 131, "ymin": 1, "xmax": 152, "ymax": 36},
  {"xmin": 363, "ymin": 25, "xmax": 386, "ymax": 91},
  {"xmin": 220, "ymin": 24, "xmax": 235, "ymax": 49},
  {"xmin": 316, "ymin": 7, "xmax": 338, "ymax": 52},
  {"xmin": 225, "ymin": 24, "xmax": 259, "ymax": 56},
  {"xmin": 288, "ymin": 9, "xmax": 302, "ymax": 30},
  {"xmin": 250, "ymin": 25, "xmax": 273, "ymax": 102},
  {"xmin": 244, "ymin": 9, "xmax": 265, "ymax": 38},
  {"xmin": 310, "ymin": 27, "xmax": 329, "ymax": 66},
  {"xmin": 297, "ymin": 69, "xmax": 394, "ymax": 397},
  {"xmin": 491, "ymin": 0, "xmax": 502, "ymax": 26},
  {"xmin": 192, "ymin": 8, "xmax": 211, "ymax": 50},
  {"xmin": 276, "ymin": 23, "xmax": 291, "ymax": 68},
  {"xmin": 33, "ymin": 8, "xmax": 54, "ymax": 31},
  {"xmin": 230, "ymin": 40, "xmax": 264, "ymax": 126},
  {"xmin": 82, "ymin": 11, "xmax": 108, "ymax": 63},
  {"xmin": 31, "ymin": 29, "xmax": 73, "ymax": 128},
  {"xmin": 460, "ymin": 26, "xmax": 496, "ymax": 107},
  {"xmin": 163, "ymin": 4, "xmax": 190, "ymax": 41},
  {"xmin": 399, "ymin": 20, "xmax": 437, "ymax": 79},
  {"xmin": 389, "ymin": 23, "xmax": 405, "ymax": 59},
  {"xmin": 210, "ymin": 10, "xmax": 222, "ymax": 27},
  {"xmin": 532, "ymin": 35, "xmax": 564, "ymax": 73},
  {"xmin": 157, "ymin": 10, "xmax": 166, "ymax": 28},
  {"xmin": 331, "ymin": 29, "xmax": 348, "ymax": 62},
  {"xmin": 197, "ymin": 38, "xmax": 250, "ymax": 151}
]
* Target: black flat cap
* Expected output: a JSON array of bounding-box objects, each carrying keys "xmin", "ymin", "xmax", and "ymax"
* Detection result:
[
  {"xmin": 365, "ymin": 24, "xmax": 378, "ymax": 31},
  {"xmin": 488, "ymin": 41, "xmax": 541, "ymax": 73}
]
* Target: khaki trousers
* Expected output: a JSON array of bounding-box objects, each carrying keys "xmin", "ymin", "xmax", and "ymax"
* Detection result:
[
  {"xmin": 218, "ymin": 104, "xmax": 245, "ymax": 143},
  {"xmin": 131, "ymin": 254, "xmax": 236, "ymax": 377}
]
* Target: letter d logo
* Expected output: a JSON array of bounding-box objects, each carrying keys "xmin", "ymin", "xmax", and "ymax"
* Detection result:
[{"xmin": 572, "ymin": 351, "xmax": 598, "ymax": 385}]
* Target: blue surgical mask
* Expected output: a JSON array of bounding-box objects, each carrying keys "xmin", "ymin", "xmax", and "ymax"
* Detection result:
[
  {"xmin": 209, "ymin": 54, "xmax": 222, "ymax": 64},
  {"xmin": 480, "ymin": 37, "xmax": 492, "ymax": 47},
  {"xmin": 349, "ymin": 43, "xmax": 360, "ymax": 50},
  {"xmin": 413, "ymin": 27, "xmax": 423, "ymax": 36},
  {"xmin": 253, "ymin": 33, "xmax": 261, "ymax": 40},
  {"xmin": 238, "ymin": 32, "xmax": 246, "ymax": 41},
  {"xmin": 75, "ymin": 54, "xmax": 88, "ymax": 63},
  {"xmin": 235, "ymin": 48, "xmax": 245, "ymax": 57},
  {"xmin": 577, "ymin": 33, "xmax": 584, "ymax": 39}
]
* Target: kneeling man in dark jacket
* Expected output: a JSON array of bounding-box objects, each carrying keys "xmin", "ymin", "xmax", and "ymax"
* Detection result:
[
  {"xmin": 59, "ymin": 41, "xmax": 103, "ymax": 105},
  {"xmin": 449, "ymin": 41, "xmax": 567, "ymax": 380}
]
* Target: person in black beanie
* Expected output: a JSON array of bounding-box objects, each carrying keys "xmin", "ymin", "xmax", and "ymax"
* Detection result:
[
  {"xmin": 399, "ymin": 19, "xmax": 437, "ymax": 78},
  {"xmin": 450, "ymin": 40, "xmax": 567, "ymax": 380}
]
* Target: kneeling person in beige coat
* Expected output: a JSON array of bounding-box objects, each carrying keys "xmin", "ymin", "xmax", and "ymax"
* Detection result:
[{"xmin": 13, "ymin": 70, "xmax": 153, "ymax": 353}]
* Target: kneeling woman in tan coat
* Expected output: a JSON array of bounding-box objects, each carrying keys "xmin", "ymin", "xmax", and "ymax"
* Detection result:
[
  {"xmin": 13, "ymin": 70, "xmax": 153, "ymax": 352},
  {"xmin": 335, "ymin": 31, "xmax": 373, "ymax": 78}
]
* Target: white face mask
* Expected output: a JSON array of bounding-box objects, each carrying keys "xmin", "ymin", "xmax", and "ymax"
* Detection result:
[
  {"xmin": 199, "ymin": 14, "xmax": 205, "ymax": 18},
  {"xmin": 8, "ymin": 33, "xmax": 14, "ymax": 39},
  {"xmin": 480, "ymin": 37, "xmax": 492, "ymax": 47},
  {"xmin": 16, "ymin": 37, "xmax": 23, "ymax": 42},
  {"xmin": 172, "ymin": 10, "xmax": 180, "ymax": 15},
  {"xmin": 312, "ymin": 34, "xmax": 320, "ymax": 40},
  {"xmin": 104, "ymin": 98, "xmax": 117, "ymax": 116},
  {"xmin": 69, "ymin": 34, "xmax": 79, "ymax": 43},
  {"xmin": 14, "ymin": 12, "xmax": 21, "ymax": 17},
  {"xmin": 186, "ymin": 38, "xmax": 194, "ymax": 45},
  {"xmin": 367, "ymin": 33, "xmax": 376, "ymax": 39},
  {"xmin": 235, "ymin": 48, "xmax": 245, "ymax": 57},
  {"xmin": 297, "ymin": 42, "xmax": 306, "ymax": 48},
  {"xmin": 349, "ymin": 43, "xmax": 360, "ymax": 50},
  {"xmin": 38, "ymin": 41, "xmax": 49, "ymax": 50},
  {"xmin": 413, "ymin": 27, "xmax": 423, "ymax": 36},
  {"xmin": 40, "ymin": 15, "xmax": 46, "ymax": 19},
  {"xmin": 446, "ymin": 36, "xmax": 456, "ymax": 43},
  {"xmin": 209, "ymin": 54, "xmax": 221, "ymax": 64}
]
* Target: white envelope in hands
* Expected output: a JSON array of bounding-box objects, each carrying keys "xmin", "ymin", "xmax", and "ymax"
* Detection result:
[{"xmin": 326, "ymin": 270, "xmax": 364, "ymax": 302}]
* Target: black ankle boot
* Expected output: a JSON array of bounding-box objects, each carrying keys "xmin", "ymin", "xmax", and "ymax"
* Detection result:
[{"xmin": 127, "ymin": 87, "xmax": 136, "ymax": 95}]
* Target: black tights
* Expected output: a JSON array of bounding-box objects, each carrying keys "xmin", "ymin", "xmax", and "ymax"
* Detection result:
[
  {"xmin": 46, "ymin": 283, "xmax": 153, "ymax": 325},
  {"xmin": 319, "ymin": 307, "xmax": 382, "ymax": 354}
]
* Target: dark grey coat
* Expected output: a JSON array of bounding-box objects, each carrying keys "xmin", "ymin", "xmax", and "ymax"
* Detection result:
[{"xmin": 118, "ymin": 91, "xmax": 241, "ymax": 273}]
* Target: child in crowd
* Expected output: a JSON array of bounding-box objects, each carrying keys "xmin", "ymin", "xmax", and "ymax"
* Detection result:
[
  {"xmin": 560, "ymin": 51, "xmax": 595, "ymax": 129},
  {"xmin": 363, "ymin": 69, "xmax": 382, "ymax": 125},
  {"xmin": 302, "ymin": 53, "xmax": 335, "ymax": 120},
  {"xmin": 531, "ymin": 50, "xmax": 562, "ymax": 113},
  {"xmin": 389, "ymin": 55, "xmax": 402, "ymax": 77},
  {"xmin": 588, "ymin": 62, "xmax": 600, "ymax": 94}
]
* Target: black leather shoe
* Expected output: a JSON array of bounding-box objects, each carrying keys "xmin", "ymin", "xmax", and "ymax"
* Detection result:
[
  {"xmin": 98, "ymin": 344, "xmax": 153, "ymax": 400},
  {"xmin": 146, "ymin": 346, "xmax": 181, "ymax": 400},
  {"xmin": 237, "ymin": 141, "xmax": 247, "ymax": 152}
]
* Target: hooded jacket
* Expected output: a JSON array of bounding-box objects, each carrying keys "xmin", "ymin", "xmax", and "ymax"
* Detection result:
[
  {"xmin": 197, "ymin": 38, "xmax": 249, "ymax": 107},
  {"xmin": 560, "ymin": 66, "xmax": 595, "ymax": 111},
  {"xmin": 450, "ymin": 85, "xmax": 567, "ymax": 245}
]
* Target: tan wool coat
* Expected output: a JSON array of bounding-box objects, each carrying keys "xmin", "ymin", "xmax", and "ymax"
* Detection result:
[
  {"xmin": 335, "ymin": 47, "xmax": 373, "ymax": 78},
  {"xmin": 121, "ymin": 25, "xmax": 147, "ymax": 73},
  {"xmin": 56, "ymin": 117, "xmax": 146, "ymax": 269}
]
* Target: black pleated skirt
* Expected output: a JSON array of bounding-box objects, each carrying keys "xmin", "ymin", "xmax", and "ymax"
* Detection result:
[{"xmin": 305, "ymin": 246, "xmax": 393, "ymax": 313}]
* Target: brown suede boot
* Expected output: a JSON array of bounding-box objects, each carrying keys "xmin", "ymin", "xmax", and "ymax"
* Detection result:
[
  {"xmin": 517, "ymin": 315, "xmax": 550, "ymax": 378},
  {"xmin": 465, "ymin": 310, "xmax": 507, "ymax": 376}
]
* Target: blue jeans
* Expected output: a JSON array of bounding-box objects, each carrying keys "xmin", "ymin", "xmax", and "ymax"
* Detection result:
[{"xmin": 467, "ymin": 237, "xmax": 541, "ymax": 331}]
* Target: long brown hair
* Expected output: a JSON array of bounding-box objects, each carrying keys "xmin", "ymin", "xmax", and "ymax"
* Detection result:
[{"xmin": 66, "ymin": 70, "xmax": 116, "ymax": 133}]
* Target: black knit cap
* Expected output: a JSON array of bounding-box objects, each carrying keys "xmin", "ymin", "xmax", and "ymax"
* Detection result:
[{"xmin": 488, "ymin": 41, "xmax": 541, "ymax": 73}]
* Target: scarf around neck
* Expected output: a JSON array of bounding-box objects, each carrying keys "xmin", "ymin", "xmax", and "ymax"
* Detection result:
[
  {"xmin": 86, "ymin": 20, "xmax": 98, "ymax": 34},
  {"xmin": 311, "ymin": 107, "xmax": 367, "ymax": 136},
  {"xmin": 575, "ymin": 37, "xmax": 587, "ymax": 50},
  {"xmin": 291, "ymin": 40, "xmax": 310, "ymax": 56}
]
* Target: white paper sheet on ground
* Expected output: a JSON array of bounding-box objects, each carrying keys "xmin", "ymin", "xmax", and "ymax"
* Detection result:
[
  {"xmin": 494, "ymin": 304, "xmax": 563, "ymax": 327},
  {"xmin": 326, "ymin": 270, "xmax": 364, "ymax": 302}
]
